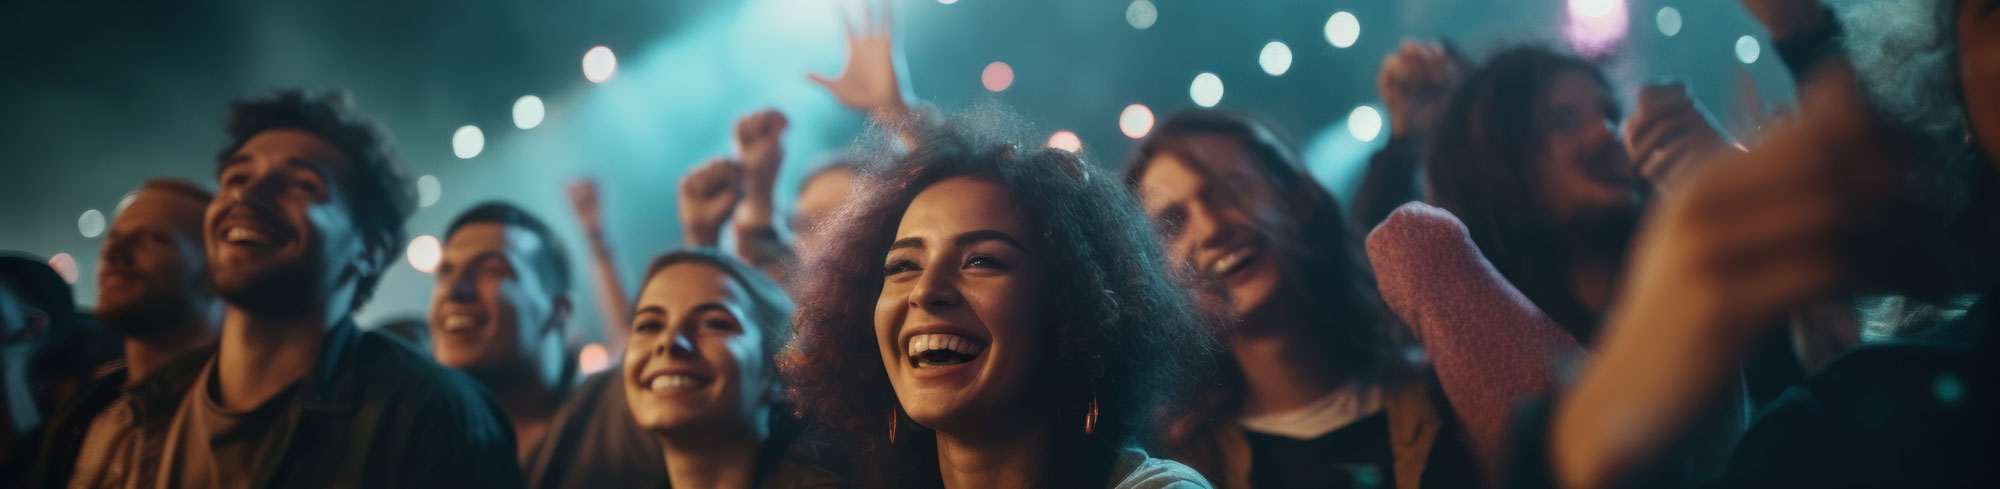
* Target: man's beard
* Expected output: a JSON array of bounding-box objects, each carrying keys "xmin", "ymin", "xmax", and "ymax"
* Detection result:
[
  {"xmin": 97, "ymin": 286, "xmax": 198, "ymax": 341},
  {"xmin": 212, "ymin": 254, "xmax": 331, "ymax": 320}
]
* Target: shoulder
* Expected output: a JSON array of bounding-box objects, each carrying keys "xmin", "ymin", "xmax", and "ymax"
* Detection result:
[
  {"xmin": 1367, "ymin": 202, "xmax": 1471, "ymax": 252},
  {"xmin": 1107, "ymin": 448, "xmax": 1214, "ymax": 489},
  {"xmin": 349, "ymin": 330, "xmax": 505, "ymax": 423}
]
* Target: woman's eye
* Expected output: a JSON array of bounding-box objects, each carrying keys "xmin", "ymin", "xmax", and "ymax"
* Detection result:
[
  {"xmin": 633, "ymin": 320, "xmax": 663, "ymax": 333},
  {"xmin": 883, "ymin": 260, "xmax": 920, "ymax": 276},
  {"xmin": 964, "ymin": 255, "xmax": 1009, "ymax": 270}
]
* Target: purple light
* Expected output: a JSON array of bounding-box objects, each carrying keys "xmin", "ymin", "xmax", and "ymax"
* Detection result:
[{"xmin": 1565, "ymin": 0, "xmax": 1628, "ymax": 56}]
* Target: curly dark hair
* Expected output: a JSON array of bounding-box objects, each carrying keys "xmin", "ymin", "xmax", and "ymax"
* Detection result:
[
  {"xmin": 1124, "ymin": 109, "xmax": 1409, "ymax": 441},
  {"xmin": 216, "ymin": 89, "xmax": 415, "ymax": 314},
  {"xmin": 781, "ymin": 110, "xmax": 1216, "ymax": 488},
  {"xmin": 1423, "ymin": 46, "xmax": 1636, "ymax": 344},
  {"xmin": 446, "ymin": 201, "xmax": 573, "ymax": 296},
  {"xmin": 636, "ymin": 248, "xmax": 794, "ymax": 366}
]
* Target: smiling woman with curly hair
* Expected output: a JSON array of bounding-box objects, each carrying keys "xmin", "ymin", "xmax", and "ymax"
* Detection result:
[{"xmin": 780, "ymin": 111, "xmax": 1219, "ymax": 489}]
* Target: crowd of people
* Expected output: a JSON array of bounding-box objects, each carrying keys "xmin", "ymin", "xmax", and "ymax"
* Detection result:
[{"xmin": 1, "ymin": 0, "xmax": 1995, "ymax": 487}]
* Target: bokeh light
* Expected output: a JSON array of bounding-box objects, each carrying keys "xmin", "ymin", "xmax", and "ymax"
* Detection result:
[
  {"xmin": 582, "ymin": 46, "xmax": 618, "ymax": 83},
  {"xmin": 49, "ymin": 253, "xmax": 79, "ymax": 284},
  {"xmin": 1565, "ymin": 0, "xmax": 1628, "ymax": 55},
  {"xmin": 407, "ymin": 235, "xmax": 442, "ymax": 274},
  {"xmin": 1324, "ymin": 11, "xmax": 1360, "ymax": 48},
  {"xmin": 1736, "ymin": 35, "xmax": 1761, "ymax": 64},
  {"xmin": 78, "ymin": 209, "xmax": 105, "ymax": 238},
  {"xmin": 417, "ymin": 175, "xmax": 442, "ymax": 208},
  {"xmin": 981, "ymin": 61, "xmax": 1014, "ymax": 92},
  {"xmin": 1259, "ymin": 41, "xmax": 1293, "ymax": 76},
  {"xmin": 452, "ymin": 125, "xmax": 484, "ymax": 159},
  {"xmin": 1189, "ymin": 72, "xmax": 1224, "ymax": 108},
  {"xmin": 1126, "ymin": 0, "xmax": 1158, "ymax": 30},
  {"xmin": 579, "ymin": 343, "xmax": 611, "ymax": 375},
  {"xmin": 1047, "ymin": 130, "xmax": 1082, "ymax": 153},
  {"xmin": 513, "ymin": 95, "xmax": 545, "ymax": 129},
  {"xmin": 1119, "ymin": 104, "xmax": 1155, "ymax": 139},
  {"xmin": 1348, "ymin": 105, "xmax": 1382, "ymax": 143},
  {"xmin": 938, "ymin": 0, "xmax": 958, "ymax": 4},
  {"xmin": 1656, "ymin": 7, "xmax": 1683, "ymax": 37}
]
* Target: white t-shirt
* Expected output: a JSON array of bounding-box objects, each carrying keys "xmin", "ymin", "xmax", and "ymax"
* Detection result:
[{"xmin": 1236, "ymin": 379, "xmax": 1385, "ymax": 440}]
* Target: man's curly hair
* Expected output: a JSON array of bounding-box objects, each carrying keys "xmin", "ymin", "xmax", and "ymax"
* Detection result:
[
  {"xmin": 216, "ymin": 89, "xmax": 415, "ymax": 314},
  {"xmin": 780, "ymin": 108, "xmax": 1218, "ymax": 488}
]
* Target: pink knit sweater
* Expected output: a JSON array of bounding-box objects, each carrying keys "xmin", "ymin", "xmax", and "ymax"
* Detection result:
[{"xmin": 1364, "ymin": 202, "xmax": 1586, "ymax": 480}]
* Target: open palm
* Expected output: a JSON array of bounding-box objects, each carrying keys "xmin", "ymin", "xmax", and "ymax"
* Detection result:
[{"xmin": 809, "ymin": 0, "xmax": 910, "ymax": 116}]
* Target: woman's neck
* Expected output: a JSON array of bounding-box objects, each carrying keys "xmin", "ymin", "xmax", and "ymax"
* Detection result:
[
  {"xmin": 1232, "ymin": 297, "xmax": 1346, "ymax": 416},
  {"xmin": 935, "ymin": 420, "xmax": 1056, "ymax": 489},
  {"xmin": 660, "ymin": 409, "xmax": 771, "ymax": 489}
]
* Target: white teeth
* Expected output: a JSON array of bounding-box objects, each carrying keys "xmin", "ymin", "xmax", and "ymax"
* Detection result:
[
  {"xmin": 905, "ymin": 333, "xmax": 985, "ymax": 358},
  {"xmin": 1212, "ymin": 249, "xmax": 1248, "ymax": 275},
  {"xmin": 225, "ymin": 227, "xmax": 271, "ymax": 245},
  {"xmin": 648, "ymin": 375, "xmax": 702, "ymax": 392},
  {"xmin": 442, "ymin": 315, "xmax": 476, "ymax": 332}
]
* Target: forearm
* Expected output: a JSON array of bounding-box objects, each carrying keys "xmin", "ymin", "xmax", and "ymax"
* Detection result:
[
  {"xmin": 1550, "ymin": 293, "xmax": 1764, "ymax": 489},
  {"xmin": 583, "ymin": 233, "xmax": 631, "ymax": 351},
  {"xmin": 731, "ymin": 194, "xmax": 793, "ymax": 280}
]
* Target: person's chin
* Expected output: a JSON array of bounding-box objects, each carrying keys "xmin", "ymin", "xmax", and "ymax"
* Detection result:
[{"xmin": 1226, "ymin": 261, "xmax": 1282, "ymax": 316}]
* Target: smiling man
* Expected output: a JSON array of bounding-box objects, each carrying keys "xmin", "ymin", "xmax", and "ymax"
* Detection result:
[
  {"xmin": 152, "ymin": 90, "xmax": 520, "ymax": 489},
  {"xmin": 428, "ymin": 202, "xmax": 576, "ymax": 463},
  {"xmin": 18, "ymin": 179, "xmax": 223, "ymax": 489}
]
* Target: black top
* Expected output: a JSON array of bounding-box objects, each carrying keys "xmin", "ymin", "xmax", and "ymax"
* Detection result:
[
  {"xmin": 1243, "ymin": 412, "xmax": 1398, "ymax": 489},
  {"xmin": 1509, "ymin": 294, "xmax": 2000, "ymax": 489},
  {"xmin": 523, "ymin": 371, "xmax": 666, "ymax": 489}
]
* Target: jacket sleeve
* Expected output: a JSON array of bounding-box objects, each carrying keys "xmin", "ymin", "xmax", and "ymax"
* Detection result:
[{"xmin": 393, "ymin": 383, "xmax": 525, "ymax": 489}]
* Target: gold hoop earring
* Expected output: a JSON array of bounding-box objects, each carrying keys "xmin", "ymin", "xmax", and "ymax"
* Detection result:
[
  {"xmin": 888, "ymin": 408, "xmax": 898, "ymax": 443},
  {"xmin": 1084, "ymin": 395, "xmax": 1099, "ymax": 436}
]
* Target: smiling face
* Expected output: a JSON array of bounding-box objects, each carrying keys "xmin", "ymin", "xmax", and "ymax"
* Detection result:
[
  {"xmin": 96, "ymin": 188, "xmax": 212, "ymax": 337},
  {"xmin": 1533, "ymin": 70, "xmax": 1641, "ymax": 222},
  {"xmin": 623, "ymin": 262, "xmax": 772, "ymax": 435},
  {"xmin": 429, "ymin": 222, "xmax": 564, "ymax": 372},
  {"xmin": 1136, "ymin": 135, "xmax": 1291, "ymax": 318},
  {"xmin": 206, "ymin": 128, "xmax": 368, "ymax": 316},
  {"xmin": 875, "ymin": 176, "xmax": 1050, "ymax": 434}
]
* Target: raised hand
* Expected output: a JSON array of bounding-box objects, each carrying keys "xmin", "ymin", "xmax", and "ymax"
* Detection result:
[
  {"xmin": 677, "ymin": 158, "xmax": 745, "ymax": 247},
  {"xmin": 1377, "ymin": 40, "xmax": 1465, "ymax": 138},
  {"xmin": 1622, "ymin": 82, "xmax": 1739, "ymax": 190},
  {"xmin": 566, "ymin": 178, "xmax": 606, "ymax": 238},
  {"xmin": 808, "ymin": 0, "xmax": 911, "ymax": 119},
  {"xmin": 734, "ymin": 109, "xmax": 790, "ymax": 202}
]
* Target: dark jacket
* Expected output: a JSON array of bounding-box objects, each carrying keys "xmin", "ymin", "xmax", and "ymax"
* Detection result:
[
  {"xmin": 1165, "ymin": 372, "xmax": 1477, "ymax": 489},
  {"xmin": 179, "ymin": 318, "xmax": 522, "ymax": 488},
  {"xmin": 524, "ymin": 371, "xmax": 664, "ymax": 489},
  {"xmin": 16, "ymin": 351, "xmax": 209, "ymax": 489}
]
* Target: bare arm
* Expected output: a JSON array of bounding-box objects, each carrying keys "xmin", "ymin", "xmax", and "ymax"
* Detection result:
[
  {"xmin": 730, "ymin": 109, "xmax": 797, "ymax": 280},
  {"xmin": 567, "ymin": 179, "xmax": 633, "ymax": 358}
]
